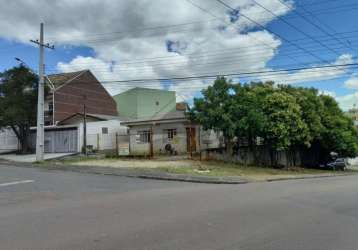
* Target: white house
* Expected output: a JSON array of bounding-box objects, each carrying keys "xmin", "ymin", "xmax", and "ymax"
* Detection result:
[{"xmin": 28, "ymin": 113, "xmax": 128, "ymax": 154}]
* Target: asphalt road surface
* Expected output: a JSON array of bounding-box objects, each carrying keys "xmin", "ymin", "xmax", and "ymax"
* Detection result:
[{"xmin": 1, "ymin": 164, "xmax": 358, "ymax": 250}]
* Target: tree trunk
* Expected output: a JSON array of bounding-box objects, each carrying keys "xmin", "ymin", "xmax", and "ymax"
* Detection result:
[
  {"xmin": 269, "ymin": 148, "xmax": 278, "ymax": 167},
  {"xmin": 11, "ymin": 124, "xmax": 31, "ymax": 154},
  {"xmin": 250, "ymin": 137, "xmax": 259, "ymax": 166}
]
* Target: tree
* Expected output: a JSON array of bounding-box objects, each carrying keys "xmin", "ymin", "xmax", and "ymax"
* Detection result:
[
  {"xmin": 230, "ymin": 82, "xmax": 271, "ymax": 164},
  {"xmin": 190, "ymin": 77, "xmax": 358, "ymax": 167},
  {"xmin": 318, "ymin": 94, "xmax": 358, "ymax": 160},
  {"xmin": 0, "ymin": 66, "xmax": 39, "ymax": 153},
  {"xmin": 189, "ymin": 77, "xmax": 236, "ymax": 151},
  {"xmin": 262, "ymin": 91, "xmax": 309, "ymax": 166}
]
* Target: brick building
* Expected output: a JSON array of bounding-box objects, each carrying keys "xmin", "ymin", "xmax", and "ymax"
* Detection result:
[{"xmin": 44, "ymin": 70, "xmax": 118, "ymax": 125}]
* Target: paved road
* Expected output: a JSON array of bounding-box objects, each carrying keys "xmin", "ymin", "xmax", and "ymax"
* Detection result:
[{"xmin": 1, "ymin": 164, "xmax": 358, "ymax": 250}]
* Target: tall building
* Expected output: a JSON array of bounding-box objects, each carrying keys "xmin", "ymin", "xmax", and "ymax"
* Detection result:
[{"xmin": 44, "ymin": 70, "xmax": 118, "ymax": 125}]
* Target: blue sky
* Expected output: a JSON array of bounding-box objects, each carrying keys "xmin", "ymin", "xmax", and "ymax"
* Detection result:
[
  {"xmin": 265, "ymin": 0, "xmax": 358, "ymax": 98},
  {"xmin": 0, "ymin": 0, "xmax": 357, "ymax": 110}
]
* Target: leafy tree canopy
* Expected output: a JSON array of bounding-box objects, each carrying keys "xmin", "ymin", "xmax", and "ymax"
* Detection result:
[
  {"xmin": 0, "ymin": 66, "xmax": 39, "ymax": 152},
  {"xmin": 189, "ymin": 77, "xmax": 358, "ymax": 164}
]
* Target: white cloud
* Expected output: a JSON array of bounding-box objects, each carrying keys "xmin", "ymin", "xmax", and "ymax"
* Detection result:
[
  {"xmin": 259, "ymin": 54, "xmax": 354, "ymax": 85},
  {"xmin": 319, "ymin": 90, "xmax": 337, "ymax": 98},
  {"xmin": 336, "ymin": 92, "xmax": 358, "ymax": 111},
  {"xmin": 344, "ymin": 76, "xmax": 358, "ymax": 89}
]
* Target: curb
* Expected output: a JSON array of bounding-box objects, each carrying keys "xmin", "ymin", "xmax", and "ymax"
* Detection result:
[
  {"xmin": 0, "ymin": 160, "xmax": 248, "ymax": 184},
  {"xmin": 48, "ymin": 165, "xmax": 250, "ymax": 184},
  {"xmin": 265, "ymin": 173, "xmax": 350, "ymax": 182},
  {"xmin": 0, "ymin": 160, "xmax": 352, "ymax": 185}
]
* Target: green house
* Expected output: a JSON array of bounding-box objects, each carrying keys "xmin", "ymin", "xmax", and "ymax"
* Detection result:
[{"xmin": 113, "ymin": 87, "xmax": 176, "ymax": 119}]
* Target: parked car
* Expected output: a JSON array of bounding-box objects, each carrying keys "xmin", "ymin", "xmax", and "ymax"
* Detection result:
[{"xmin": 321, "ymin": 158, "xmax": 348, "ymax": 171}]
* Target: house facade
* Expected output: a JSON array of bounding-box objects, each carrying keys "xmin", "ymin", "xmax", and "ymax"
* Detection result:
[
  {"xmin": 114, "ymin": 88, "xmax": 200, "ymax": 156},
  {"xmin": 45, "ymin": 70, "xmax": 118, "ymax": 125},
  {"xmin": 122, "ymin": 111, "xmax": 200, "ymax": 156}
]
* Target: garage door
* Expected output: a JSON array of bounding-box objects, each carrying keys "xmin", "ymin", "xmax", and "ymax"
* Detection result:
[{"xmin": 43, "ymin": 129, "xmax": 78, "ymax": 153}]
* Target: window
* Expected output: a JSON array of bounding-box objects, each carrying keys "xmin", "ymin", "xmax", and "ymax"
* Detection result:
[
  {"xmin": 165, "ymin": 129, "xmax": 177, "ymax": 141},
  {"xmin": 138, "ymin": 130, "xmax": 151, "ymax": 143},
  {"xmin": 102, "ymin": 127, "xmax": 108, "ymax": 134}
]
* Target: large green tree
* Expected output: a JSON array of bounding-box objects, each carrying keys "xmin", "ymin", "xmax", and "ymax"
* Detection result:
[
  {"xmin": 262, "ymin": 90, "xmax": 310, "ymax": 165},
  {"xmin": 319, "ymin": 95, "xmax": 358, "ymax": 159},
  {"xmin": 190, "ymin": 77, "xmax": 358, "ymax": 167},
  {"xmin": 0, "ymin": 66, "xmax": 39, "ymax": 153}
]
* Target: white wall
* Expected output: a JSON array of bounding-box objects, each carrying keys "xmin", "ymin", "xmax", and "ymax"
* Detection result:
[
  {"xmin": 128, "ymin": 122, "xmax": 200, "ymax": 155},
  {"xmin": 0, "ymin": 128, "xmax": 19, "ymax": 153},
  {"xmin": 78, "ymin": 120, "xmax": 128, "ymax": 151}
]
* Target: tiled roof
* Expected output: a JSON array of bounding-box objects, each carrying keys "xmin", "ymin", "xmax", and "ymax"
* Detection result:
[
  {"xmin": 58, "ymin": 113, "xmax": 126, "ymax": 125},
  {"xmin": 121, "ymin": 111, "xmax": 188, "ymax": 126},
  {"xmin": 47, "ymin": 70, "xmax": 88, "ymax": 89}
]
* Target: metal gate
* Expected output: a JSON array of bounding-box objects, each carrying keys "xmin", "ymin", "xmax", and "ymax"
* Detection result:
[{"xmin": 30, "ymin": 127, "xmax": 78, "ymax": 153}]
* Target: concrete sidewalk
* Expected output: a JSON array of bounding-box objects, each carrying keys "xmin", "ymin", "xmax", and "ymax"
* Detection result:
[{"xmin": 0, "ymin": 153, "xmax": 77, "ymax": 163}]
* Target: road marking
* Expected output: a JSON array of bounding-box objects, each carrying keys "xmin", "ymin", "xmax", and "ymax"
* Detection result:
[{"xmin": 0, "ymin": 180, "xmax": 34, "ymax": 187}]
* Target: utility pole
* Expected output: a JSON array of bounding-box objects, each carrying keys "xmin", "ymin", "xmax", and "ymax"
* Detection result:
[
  {"xmin": 83, "ymin": 95, "xmax": 87, "ymax": 156},
  {"xmin": 31, "ymin": 23, "xmax": 54, "ymax": 161}
]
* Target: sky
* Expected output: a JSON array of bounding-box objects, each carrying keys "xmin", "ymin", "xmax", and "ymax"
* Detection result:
[{"xmin": 0, "ymin": 0, "xmax": 357, "ymax": 110}]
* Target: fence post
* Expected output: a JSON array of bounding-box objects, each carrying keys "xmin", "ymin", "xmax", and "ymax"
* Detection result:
[
  {"xmin": 97, "ymin": 133, "xmax": 100, "ymax": 151},
  {"xmin": 198, "ymin": 126, "xmax": 202, "ymax": 161},
  {"xmin": 115, "ymin": 132, "xmax": 119, "ymax": 157},
  {"xmin": 188, "ymin": 126, "xmax": 192, "ymax": 159},
  {"xmin": 150, "ymin": 125, "xmax": 154, "ymax": 158}
]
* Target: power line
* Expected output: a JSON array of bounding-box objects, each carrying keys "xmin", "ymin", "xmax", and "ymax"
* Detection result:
[
  {"xmin": 293, "ymin": 0, "xmax": 358, "ymax": 54},
  {"xmin": 214, "ymin": 0, "xmax": 331, "ymax": 64},
  {"xmin": 250, "ymin": 0, "xmax": 340, "ymax": 57},
  {"xmin": 185, "ymin": 0, "xmax": 303, "ymax": 65},
  {"xmin": 45, "ymin": 53, "xmax": 358, "ymax": 79},
  {"xmin": 79, "ymin": 62, "xmax": 358, "ymax": 84},
  {"xmin": 46, "ymin": 18, "xmax": 220, "ymax": 40},
  {"xmin": 47, "ymin": 36, "xmax": 358, "ymax": 68},
  {"xmin": 43, "ymin": 34, "xmax": 358, "ymax": 74},
  {"xmin": 275, "ymin": 0, "xmax": 358, "ymax": 55},
  {"xmin": 256, "ymin": 3, "xmax": 358, "ymax": 22},
  {"xmin": 54, "ymin": 68, "xmax": 358, "ymax": 94}
]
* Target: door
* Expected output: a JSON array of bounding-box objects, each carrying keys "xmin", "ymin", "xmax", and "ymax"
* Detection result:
[{"xmin": 186, "ymin": 127, "xmax": 196, "ymax": 152}]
